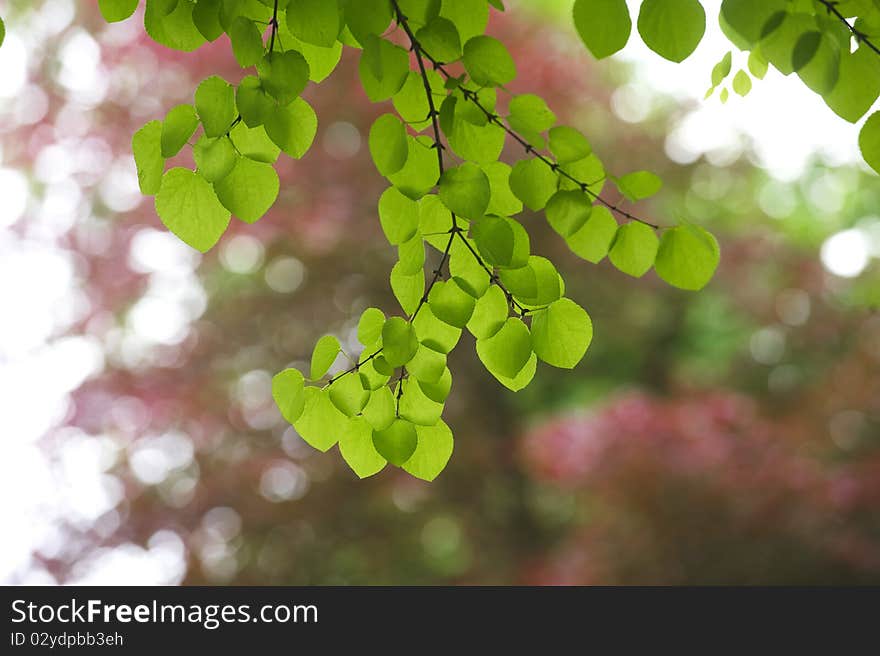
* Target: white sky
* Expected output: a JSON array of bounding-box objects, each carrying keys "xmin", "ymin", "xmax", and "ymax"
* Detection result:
[{"xmin": 0, "ymin": 0, "xmax": 878, "ymax": 584}]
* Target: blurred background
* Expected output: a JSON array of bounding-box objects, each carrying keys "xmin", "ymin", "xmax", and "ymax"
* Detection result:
[{"xmin": 1, "ymin": 0, "xmax": 879, "ymax": 585}]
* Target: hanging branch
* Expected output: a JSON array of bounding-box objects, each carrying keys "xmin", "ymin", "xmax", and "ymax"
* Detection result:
[{"xmin": 817, "ymin": 0, "xmax": 880, "ymax": 59}]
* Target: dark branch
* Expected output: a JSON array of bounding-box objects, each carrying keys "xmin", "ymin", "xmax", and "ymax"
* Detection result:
[{"xmin": 817, "ymin": 0, "xmax": 880, "ymax": 60}]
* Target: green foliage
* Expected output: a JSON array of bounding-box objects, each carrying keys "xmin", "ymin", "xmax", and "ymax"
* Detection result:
[
  {"xmin": 110, "ymin": 0, "xmax": 731, "ymax": 480},
  {"xmin": 369, "ymin": 114, "xmax": 409, "ymax": 176},
  {"xmin": 655, "ymin": 225, "xmax": 721, "ymax": 291},
  {"xmin": 462, "ymin": 36, "xmax": 516, "ymax": 87},
  {"xmin": 99, "ymin": 0, "xmax": 138, "ymax": 23},
  {"xmin": 310, "ymin": 335, "xmax": 341, "ymax": 380},
  {"xmin": 531, "ymin": 298, "xmax": 593, "ymax": 369},
  {"xmin": 573, "ymin": 0, "xmax": 632, "ymax": 59},
  {"xmin": 272, "ymin": 369, "xmax": 306, "ymax": 424},
  {"xmin": 155, "ymin": 168, "xmax": 230, "ymax": 252},
  {"xmin": 373, "ymin": 418, "xmax": 418, "ymax": 466},
  {"xmin": 637, "ymin": 0, "xmax": 706, "ymax": 63},
  {"xmin": 439, "ymin": 163, "xmax": 490, "ymax": 219},
  {"xmin": 609, "ymin": 222, "xmax": 659, "ymax": 278},
  {"xmin": 860, "ymin": 112, "xmax": 880, "ymax": 175},
  {"xmin": 132, "ymin": 121, "xmax": 164, "ymax": 195},
  {"xmin": 160, "ymin": 104, "xmax": 198, "ymax": 157}
]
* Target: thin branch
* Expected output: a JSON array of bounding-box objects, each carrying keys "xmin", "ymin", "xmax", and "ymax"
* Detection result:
[
  {"xmin": 267, "ymin": 0, "xmax": 280, "ymax": 53},
  {"xmin": 817, "ymin": 0, "xmax": 880, "ymax": 59}
]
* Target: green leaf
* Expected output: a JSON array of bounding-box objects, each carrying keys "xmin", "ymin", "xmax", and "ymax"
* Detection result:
[
  {"xmin": 193, "ymin": 0, "xmax": 224, "ymax": 41},
  {"xmin": 440, "ymin": 0, "xmax": 488, "ymax": 42},
  {"xmin": 398, "ymin": 235, "xmax": 426, "ymax": 275},
  {"xmin": 258, "ymin": 50, "xmax": 310, "ymax": 105},
  {"xmin": 155, "ymin": 168, "xmax": 230, "ymax": 252},
  {"xmin": 531, "ymin": 298, "xmax": 592, "ymax": 369},
  {"xmin": 498, "ymin": 256, "xmax": 561, "ymax": 306},
  {"xmin": 372, "ymin": 419, "xmax": 418, "ymax": 466},
  {"xmin": 264, "ymin": 97, "xmax": 318, "ymax": 159},
  {"xmin": 412, "ymin": 304, "xmax": 462, "ymax": 354},
  {"xmin": 471, "ymin": 215, "xmax": 530, "ymax": 269},
  {"xmin": 0, "ymin": 17, "xmax": 4, "ymax": 48},
  {"xmin": 329, "ymin": 372, "xmax": 370, "ymax": 417},
  {"xmin": 416, "ymin": 16, "xmax": 462, "ymax": 62},
  {"xmin": 407, "ymin": 343, "xmax": 447, "ymax": 383},
  {"xmin": 193, "ymin": 135, "xmax": 236, "ymax": 182},
  {"xmin": 467, "ymin": 284, "xmax": 508, "ymax": 340},
  {"xmin": 482, "ymin": 161, "xmax": 522, "ymax": 216},
  {"xmin": 475, "ymin": 317, "xmax": 532, "ymax": 379},
  {"xmin": 428, "ymin": 278, "xmax": 476, "ymax": 328},
  {"xmin": 280, "ymin": 30, "xmax": 343, "ymax": 83},
  {"xmin": 462, "ymin": 35, "xmax": 516, "ymax": 87},
  {"xmin": 357, "ymin": 308, "xmax": 386, "ymax": 346},
  {"xmin": 369, "ymin": 114, "xmax": 409, "ymax": 177},
  {"xmin": 392, "ymin": 69, "xmax": 445, "ymax": 131},
  {"xmin": 160, "ymin": 104, "xmax": 198, "ymax": 158},
  {"xmin": 387, "ymin": 135, "xmax": 438, "ymax": 200},
  {"xmin": 419, "ymin": 366, "xmax": 452, "ymax": 403},
  {"xmin": 286, "ymin": 0, "xmax": 341, "ymax": 47},
  {"xmin": 860, "ymin": 111, "xmax": 880, "ymax": 175},
  {"xmin": 732, "ymin": 69, "xmax": 752, "ymax": 97},
  {"xmin": 359, "ymin": 35, "xmax": 410, "ymax": 102},
  {"xmin": 391, "ymin": 261, "xmax": 425, "ymax": 315},
  {"xmin": 144, "ymin": 0, "xmax": 206, "ymax": 52},
  {"xmin": 194, "ymin": 76, "xmax": 236, "ymax": 137},
  {"xmin": 793, "ymin": 31, "xmax": 840, "ymax": 96},
  {"xmin": 379, "ymin": 187, "xmax": 420, "ymax": 244},
  {"xmin": 344, "ymin": 0, "xmax": 392, "ymax": 45},
  {"xmin": 508, "ymin": 94, "xmax": 556, "ymax": 134},
  {"xmin": 573, "ymin": 0, "xmax": 632, "ymax": 59},
  {"xmin": 825, "ymin": 46, "xmax": 880, "ymax": 123},
  {"xmin": 382, "ymin": 317, "xmax": 419, "ymax": 367},
  {"xmin": 362, "ymin": 385, "xmax": 396, "ymax": 430},
  {"xmin": 228, "ymin": 16, "xmax": 264, "ymax": 68},
  {"xmin": 99, "ymin": 0, "xmax": 138, "ymax": 22},
  {"xmin": 509, "ymin": 159, "xmax": 557, "ymax": 211},
  {"xmin": 439, "ymin": 163, "xmax": 491, "ymax": 219},
  {"xmin": 637, "ymin": 0, "xmax": 705, "ymax": 63},
  {"xmin": 229, "ymin": 121, "xmax": 280, "ymax": 163},
  {"xmin": 132, "ymin": 120, "xmax": 165, "ymax": 196},
  {"xmin": 548, "ymin": 125, "xmax": 591, "ymax": 164},
  {"xmin": 545, "ymin": 190, "xmax": 592, "ymax": 238},
  {"xmin": 615, "ymin": 171, "xmax": 662, "ymax": 201},
  {"xmin": 403, "ymin": 420, "xmax": 454, "ymax": 481},
  {"xmin": 396, "ymin": 0, "xmax": 442, "ymax": 26},
  {"xmin": 608, "ymin": 222, "xmax": 659, "ymax": 278},
  {"xmin": 720, "ymin": 0, "xmax": 785, "ymax": 47},
  {"xmin": 566, "ymin": 205, "xmax": 618, "ymax": 263},
  {"xmin": 236, "ymin": 76, "xmax": 274, "ymax": 127},
  {"xmin": 338, "ymin": 417, "xmax": 386, "ymax": 478},
  {"xmin": 760, "ymin": 12, "xmax": 814, "ymax": 76},
  {"xmin": 655, "ymin": 224, "xmax": 720, "ymax": 291},
  {"xmin": 712, "ymin": 51, "xmax": 733, "ymax": 86},
  {"xmin": 310, "ymin": 334, "xmax": 341, "ymax": 380},
  {"xmin": 272, "ymin": 368, "xmax": 306, "ymax": 424},
  {"xmin": 213, "ymin": 156, "xmax": 279, "ymax": 223},
  {"xmin": 419, "ymin": 194, "xmax": 455, "ymax": 250},
  {"xmin": 398, "ymin": 377, "xmax": 444, "ymax": 426},
  {"xmin": 558, "ymin": 154, "xmax": 605, "ymax": 195},
  {"xmin": 748, "ymin": 50, "xmax": 768, "ymax": 80},
  {"xmin": 293, "ymin": 387, "xmax": 344, "ymax": 452},
  {"xmin": 359, "ymin": 359, "xmax": 391, "ymax": 392},
  {"xmin": 490, "ymin": 352, "xmax": 536, "ymax": 392}
]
